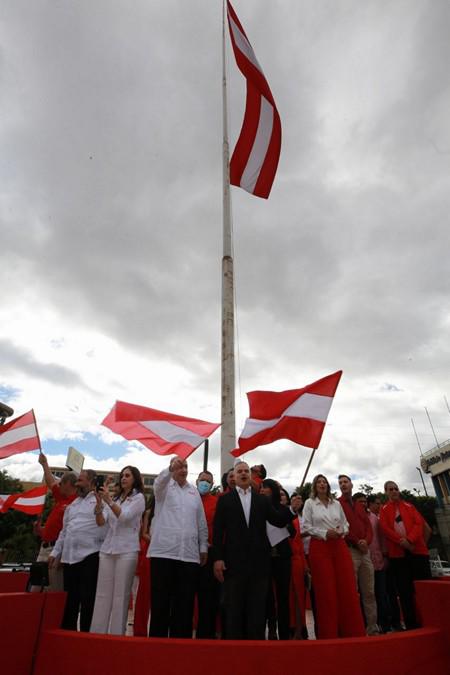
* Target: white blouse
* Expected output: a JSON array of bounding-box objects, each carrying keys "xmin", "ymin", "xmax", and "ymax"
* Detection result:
[
  {"xmin": 100, "ymin": 490, "xmax": 146, "ymax": 555},
  {"xmin": 302, "ymin": 497, "xmax": 349, "ymax": 541}
]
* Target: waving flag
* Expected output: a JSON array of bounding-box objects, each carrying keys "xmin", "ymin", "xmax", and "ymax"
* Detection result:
[
  {"xmin": 232, "ymin": 371, "xmax": 343, "ymax": 457},
  {"xmin": 102, "ymin": 401, "xmax": 221, "ymax": 460},
  {"xmin": 0, "ymin": 485, "xmax": 47, "ymax": 515},
  {"xmin": 0, "ymin": 410, "xmax": 41, "ymax": 460},
  {"xmin": 227, "ymin": 0, "xmax": 281, "ymax": 199}
]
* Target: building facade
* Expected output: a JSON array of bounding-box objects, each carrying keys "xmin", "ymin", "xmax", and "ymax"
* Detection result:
[{"xmin": 421, "ymin": 440, "xmax": 450, "ymax": 559}]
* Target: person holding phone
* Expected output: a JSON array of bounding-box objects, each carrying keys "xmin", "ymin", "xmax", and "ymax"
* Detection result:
[
  {"xmin": 90, "ymin": 466, "xmax": 146, "ymax": 635},
  {"xmin": 49, "ymin": 469, "xmax": 107, "ymax": 631},
  {"xmin": 302, "ymin": 474, "xmax": 365, "ymax": 639}
]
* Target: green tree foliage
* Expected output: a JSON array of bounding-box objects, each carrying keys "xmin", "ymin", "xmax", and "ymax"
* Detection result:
[
  {"xmin": 0, "ymin": 470, "xmax": 41, "ymax": 563},
  {"xmin": 293, "ymin": 482, "xmax": 312, "ymax": 502}
]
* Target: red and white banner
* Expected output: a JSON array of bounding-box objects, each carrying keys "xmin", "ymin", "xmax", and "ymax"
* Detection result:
[
  {"xmin": 227, "ymin": 0, "xmax": 281, "ymax": 199},
  {"xmin": 102, "ymin": 401, "xmax": 221, "ymax": 460},
  {"xmin": 0, "ymin": 410, "xmax": 41, "ymax": 460},
  {"xmin": 232, "ymin": 370, "xmax": 343, "ymax": 456},
  {"xmin": 0, "ymin": 485, "xmax": 47, "ymax": 515}
]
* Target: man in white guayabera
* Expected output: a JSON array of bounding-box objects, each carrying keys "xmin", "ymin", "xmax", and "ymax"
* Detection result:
[
  {"xmin": 49, "ymin": 470, "xmax": 107, "ymax": 631},
  {"xmin": 148, "ymin": 457, "xmax": 208, "ymax": 638}
]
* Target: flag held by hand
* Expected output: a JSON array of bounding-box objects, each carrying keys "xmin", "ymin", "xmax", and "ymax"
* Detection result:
[
  {"xmin": 233, "ymin": 370, "xmax": 343, "ymax": 457},
  {"xmin": 102, "ymin": 401, "xmax": 221, "ymax": 460},
  {"xmin": 0, "ymin": 410, "xmax": 41, "ymax": 460},
  {"xmin": 0, "ymin": 485, "xmax": 47, "ymax": 515}
]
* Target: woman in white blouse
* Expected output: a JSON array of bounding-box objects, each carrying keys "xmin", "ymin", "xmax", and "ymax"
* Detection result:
[
  {"xmin": 90, "ymin": 466, "xmax": 146, "ymax": 635},
  {"xmin": 302, "ymin": 474, "xmax": 365, "ymax": 639}
]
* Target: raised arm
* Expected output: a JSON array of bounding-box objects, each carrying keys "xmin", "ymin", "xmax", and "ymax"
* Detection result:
[{"xmin": 38, "ymin": 452, "xmax": 57, "ymax": 489}]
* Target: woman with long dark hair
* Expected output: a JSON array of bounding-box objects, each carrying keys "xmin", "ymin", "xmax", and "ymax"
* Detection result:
[
  {"xmin": 90, "ymin": 465, "xmax": 146, "ymax": 635},
  {"xmin": 302, "ymin": 474, "xmax": 365, "ymax": 639},
  {"xmin": 261, "ymin": 478, "xmax": 294, "ymax": 640}
]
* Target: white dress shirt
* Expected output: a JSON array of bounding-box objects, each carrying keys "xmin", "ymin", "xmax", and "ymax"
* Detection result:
[
  {"xmin": 299, "ymin": 515, "xmax": 311, "ymax": 555},
  {"xmin": 302, "ymin": 497, "xmax": 349, "ymax": 541},
  {"xmin": 52, "ymin": 491, "xmax": 107, "ymax": 564},
  {"xmin": 148, "ymin": 468, "xmax": 208, "ymax": 563},
  {"xmin": 236, "ymin": 485, "xmax": 252, "ymax": 526},
  {"xmin": 100, "ymin": 490, "xmax": 146, "ymax": 555}
]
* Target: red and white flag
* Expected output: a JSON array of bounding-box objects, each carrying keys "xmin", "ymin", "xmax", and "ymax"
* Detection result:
[
  {"xmin": 102, "ymin": 401, "xmax": 221, "ymax": 460},
  {"xmin": 227, "ymin": 0, "xmax": 281, "ymax": 199},
  {"xmin": 0, "ymin": 410, "xmax": 41, "ymax": 460},
  {"xmin": 0, "ymin": 485, "xmax": 47, "ymax": 515},
  {"xmin": 232, "ymin": 371, "xmax": 343, "ymax": 457}
]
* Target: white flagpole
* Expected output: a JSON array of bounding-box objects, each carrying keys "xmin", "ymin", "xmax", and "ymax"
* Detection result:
[{"xmin": 221, "ymin": 0, "xmax": 236, "ymax": 474}]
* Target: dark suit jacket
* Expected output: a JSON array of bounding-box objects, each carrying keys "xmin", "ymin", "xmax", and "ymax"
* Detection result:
[{"xmin": 212, "ymin": 489, "xmax": 294, "ymax": 576}]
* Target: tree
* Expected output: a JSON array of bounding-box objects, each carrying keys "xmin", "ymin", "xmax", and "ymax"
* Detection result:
[
  {"xmin": 359, "ymin": 483, "xmax": 374, "ymax": 496},
  {"xmin": 294, "ymin": 482, "xmax": 312, "ymax": 503},
  {"xmin": 0, "ymin": 470, "xmax": 40, "ymax": 563}
]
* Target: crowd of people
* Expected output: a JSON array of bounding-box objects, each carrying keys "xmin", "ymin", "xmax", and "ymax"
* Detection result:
[{"xmin": 36, "ymin": 452, "xmax": 432, "ymax": 640}]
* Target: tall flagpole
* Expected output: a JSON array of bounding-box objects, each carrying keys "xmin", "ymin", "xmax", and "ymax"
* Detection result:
[{"xmin": 221, "ymin": 0, "xmax": 236, "ymax": 474}]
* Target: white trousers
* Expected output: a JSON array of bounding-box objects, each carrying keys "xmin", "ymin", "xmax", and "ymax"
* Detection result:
[{"xmin": 90, "ymin": 551, "xmax": 138, "ymax": 635}]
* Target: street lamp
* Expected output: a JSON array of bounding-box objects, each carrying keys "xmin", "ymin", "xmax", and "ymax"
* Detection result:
[
  {"xmin": 416, "ymin": 466, "xmax": 428, "ymax": 496},
  {"xmin": 0, "ymin": 402, "xmax": 14, "ymax": 426}
]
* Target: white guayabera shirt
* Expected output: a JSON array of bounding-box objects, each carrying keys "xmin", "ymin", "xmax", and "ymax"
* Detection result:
[
  {"xmin": 52, "ymin": 491, "xmax": 107, "ymax": 564},
  {"xmin": 148, "ymin": 468, "xmax": 208, "ymax": 564}
]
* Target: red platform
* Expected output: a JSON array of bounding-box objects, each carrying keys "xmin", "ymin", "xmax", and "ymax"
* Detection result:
[{"xmin": 1, "ymin": 581, "xmax": 449, "ymax": 675}]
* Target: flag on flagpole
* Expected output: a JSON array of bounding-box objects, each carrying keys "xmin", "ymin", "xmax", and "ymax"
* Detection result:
[
  {"xmin": 232, "ymin": 371, "xmax": 343, "ymax": 457},
  {"xmin": 226, "ymin": 0, "xmax": 282, "ymax": 199},
  {"xmin": 0, "ymin": 410, "xmax": 41, "ymax": 460},
  {"xmin": 102, "ymin": 401, "xmax": 221, "ymax": 460},
  {"xmin": 0, "ymin": 485, "xmax": 47, "ymax": 515}
]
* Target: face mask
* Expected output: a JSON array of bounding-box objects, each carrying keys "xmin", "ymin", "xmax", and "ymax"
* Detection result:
[{"xmin": 197, "ymin": 480, "xmax": 211, "ymax": 495}]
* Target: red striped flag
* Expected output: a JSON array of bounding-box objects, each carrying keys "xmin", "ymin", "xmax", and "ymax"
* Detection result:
[
  {"xmin": 0, "ymin": 410, "xmax": 41, "ymax": 460},
  {"xmin": 0, "ymin": 485, "xmax": 47, "ymax": 515},
  {"xmin": 227, "ymin": 1, "xmax": 282, "ymax": 199},
  {"xmin": 102, "ymin": 401, "xmax": 221, "ymax": 460},
  {"xmin": 232, "ymin": 371, "xmax": 343, "ymax": 456}
]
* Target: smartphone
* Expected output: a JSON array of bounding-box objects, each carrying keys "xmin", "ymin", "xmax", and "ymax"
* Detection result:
[{"xmin": 95, "ymin": 475, "xmax": 105, "ymax": 491}]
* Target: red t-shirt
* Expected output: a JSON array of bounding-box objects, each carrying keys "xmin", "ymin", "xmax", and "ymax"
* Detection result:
[
  {"xmin": 201, "ymin": 492, "xmax": 218, "ymax": 546},
  {"xmin": 41, "ymin": 484, "xmax": 76, "ymax": 543}
]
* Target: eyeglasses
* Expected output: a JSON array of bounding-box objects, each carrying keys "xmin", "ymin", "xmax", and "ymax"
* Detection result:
[{"xmin": 387, "ymin": 487, "xmax": 399, "ymax": 491}]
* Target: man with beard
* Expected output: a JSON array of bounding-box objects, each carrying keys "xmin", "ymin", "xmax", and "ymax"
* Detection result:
[{"xmin": 49, "ymin": 469, "xmax": 107, "ymax": 631}]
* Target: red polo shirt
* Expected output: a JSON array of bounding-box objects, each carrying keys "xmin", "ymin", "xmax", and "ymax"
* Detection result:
[
  {"xmin": 201, "ymin": 492, "xmax": 218, "ymax": 546},
  {"xmin": 41, "ymin": 484, "xmax": 76, "ymax": 543},
  {"xmin": 338, "ymin": 496, "xmax": 373, "ymax": 547}
]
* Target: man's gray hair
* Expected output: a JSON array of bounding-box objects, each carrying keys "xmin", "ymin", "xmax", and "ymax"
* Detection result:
[{"xmin": 61, "ymin": 471, "xmax": 77, "ymax": 487}]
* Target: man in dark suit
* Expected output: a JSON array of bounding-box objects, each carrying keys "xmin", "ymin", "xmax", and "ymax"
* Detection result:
[{"xmin": 212, "ymin": 461, "xmax": 294, "ymax": 639}]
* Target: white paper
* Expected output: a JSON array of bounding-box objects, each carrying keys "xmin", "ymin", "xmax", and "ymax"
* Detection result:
[
  {"xmin": 66, "ymin": 446, "xmax": 84, "ymax": 475},
  {"xmin": 266, "ymin": 523, "xmax": 290, "ymax": 547}
]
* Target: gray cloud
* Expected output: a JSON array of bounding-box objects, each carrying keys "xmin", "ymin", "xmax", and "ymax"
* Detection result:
[
  {"xmin": 1, "ymin": 0, "xmax": 449, "ymax": 492},
  {"xmin": 0, "ymin": 339, "xmax": 91, "ymax": 390}
]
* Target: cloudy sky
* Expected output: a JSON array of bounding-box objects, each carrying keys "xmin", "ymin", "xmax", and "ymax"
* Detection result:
[{"xmin": 1, "ymin": 0, "xmax": 449, "ymax": 495}]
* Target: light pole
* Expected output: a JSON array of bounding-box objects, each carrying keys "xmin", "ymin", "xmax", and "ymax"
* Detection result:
[{"xmin": 416, "ymin": 466, "xmax": 428, "ymax": 496}]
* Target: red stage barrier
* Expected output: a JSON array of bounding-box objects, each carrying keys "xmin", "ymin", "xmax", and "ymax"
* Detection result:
[
  {"xmin": 0, "ymin": 591, "xmax": 66, "ymax": 675},
  {"xmin": 0, "ymin": 593, "xmax": 42, "ymax": 675},
  {"xmin": 32, "ymin": 627, "xmax": 447, "ymax": 675},
  {"xmin": 2, "ymin": 581, "xmax": 449, "ymax": 675},
  {"xmin": 0, "ymin": 571, "xmax": 29, "ymax": 592}
]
